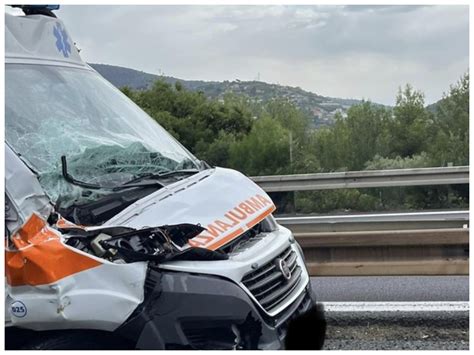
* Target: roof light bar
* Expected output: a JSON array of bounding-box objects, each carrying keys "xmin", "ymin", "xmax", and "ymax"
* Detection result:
[{"xmin": 10, "ymin": 5, "xmax": 60, "ymax": 17}]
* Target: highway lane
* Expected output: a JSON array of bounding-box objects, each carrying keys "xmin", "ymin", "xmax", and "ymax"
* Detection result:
[
  {"xmin": 308, "ymin": 276, "xmax": 469, "ymax": 350},
  {"xmin": 322, "ymin": 309, "xmax": 469, "ymax": 350},
  {"xmin": 311, "ymin": 275, "xmax": 469, "ymax": 302}
]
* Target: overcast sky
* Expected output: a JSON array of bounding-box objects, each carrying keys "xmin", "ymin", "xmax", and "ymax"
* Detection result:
[{"xmin": 57, "ymin": 5, "xmax": 468, "ymax": 105}]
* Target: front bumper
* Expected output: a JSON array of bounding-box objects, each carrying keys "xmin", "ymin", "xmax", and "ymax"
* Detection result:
[
  {"xmin": 116, "ymin": 267, "xmax": 316, "ymax": 350},
  {"xmin": 156, "ymin": 225, "xmax": 310, "ymax": 317}
]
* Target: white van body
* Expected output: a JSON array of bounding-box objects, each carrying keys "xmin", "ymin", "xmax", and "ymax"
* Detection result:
[{"xmin": 5, "ymin": 7, "xmax": 318, "ymax": 350}]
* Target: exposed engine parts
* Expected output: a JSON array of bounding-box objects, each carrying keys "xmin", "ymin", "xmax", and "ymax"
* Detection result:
[{"xmin": 61, "ymin": 222, "xmax": 228, "ymax": 263}]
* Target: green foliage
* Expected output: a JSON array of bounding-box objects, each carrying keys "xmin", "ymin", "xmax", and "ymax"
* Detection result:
[
  {"xmin": 388, "ymin": 84, "xmax": 432, "ymax": 157},
  {"xmin": 311, "ymin": 102, "xmax": 392, "ymax": 171},
  {"xmin": 310, "ymin": 115, "xmax": 351, "ymax": 171},
  {"xmin": 228, "ymin": 116, "xmax": 291, "ymax": 176},
  {"xmin": 428, "ymin": 73, "xmax": 469, "ymax": 166},
  {"xmin": 296, "ymin": 189, "xmax": 379, "ymax": 214},
  {"xmin": 345, "ymin": 102, "xmax": 391, "ymax": 169},
  {"xmin": 365, "ymin": 153, "xmax": 431, "ymax": 170},
  {"xmin": 122, "ymin": 80, "xmax": 252, "ymax": 166},
  {"xmin": 362, "ymin": 153, "xmax": 458, "ymax": 211},
  {"xmin": 195, "ymin": 132, "xmax": 235, "ymax": 168},
  {"xmin": 264, "ymin": 99, "xmax": 310, "ymax": 140},
  {"xmin": 121, "ymin": 72, "xmax": 469, "ymax": 214}
]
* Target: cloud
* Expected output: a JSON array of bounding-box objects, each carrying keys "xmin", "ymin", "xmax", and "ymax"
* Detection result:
[{"xmin": 58, "ymin": 5, "xmax": 468, "ymax": 105}]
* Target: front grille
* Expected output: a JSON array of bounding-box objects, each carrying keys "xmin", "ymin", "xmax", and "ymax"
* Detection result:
[{"xmin": 241, "ymin": 246, "xmax": 303, "ymax": 314}]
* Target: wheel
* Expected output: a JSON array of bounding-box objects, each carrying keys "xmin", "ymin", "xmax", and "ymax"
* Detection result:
[{"xmin": 285, "ymin": 304, "xmax": 327, "ymax": 350}]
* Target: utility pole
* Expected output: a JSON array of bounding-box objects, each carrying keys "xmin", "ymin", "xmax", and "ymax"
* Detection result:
[
  {"xmin": 289, "ymin": 131, "xmax": 296, "ymax": 212},
  {"xmin": 289, "ymin": 131, "xmax": 293, "ymax": 171}
]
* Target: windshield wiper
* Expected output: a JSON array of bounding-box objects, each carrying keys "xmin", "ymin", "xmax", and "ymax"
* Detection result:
[
  {"xmin": 155, "ymin": 169, "xmax": 200, "ymax": 178},
  {"xmin": 61, "ymin": 155, "xmax": 165, "ymax": 191},
  {"xmin": 116, "ymin": 169, "xmax": 200, "ymax": 190},
  {"xmin": 61, "ymin": 155, "xmax": 108, "ymax": 190}
]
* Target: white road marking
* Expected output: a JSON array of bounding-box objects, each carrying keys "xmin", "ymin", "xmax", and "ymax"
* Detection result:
[{"xmin": 322, "ymin": 301, "xmax": 469, "ymax": 313}]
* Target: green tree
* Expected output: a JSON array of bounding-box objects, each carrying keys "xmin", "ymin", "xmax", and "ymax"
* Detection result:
[
  {"xmin": 122, "ymin": 80, "xmax": 253, "ymax": 159},
  {"xmin": 229, "ymin": 116, "xmax": 290, "ymax": 176},
  {"xmin": 389, "ymin": 84, "xmax": 432, "ymax": 157},
  {"xmin": 121, "ymin": 75, "xmax": 468, "ymax": 214},
  {"xmin": 264, "ymin": 99, "xmax": 310, "ymax": 140},
  {"xmin": 344, "ymin": 102, "xmax": 391, "ymax": 170},
  {"xmin": 310, "ymin": 113, "xmax": 352, "ymax": 171},
  {"xmin": 429, "ymin": 73, "xmax": 469, "ymax": 166}
]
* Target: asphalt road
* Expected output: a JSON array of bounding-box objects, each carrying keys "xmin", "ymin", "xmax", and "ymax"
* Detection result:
[
  {"xmin": 311, "ymin": 275, "xmax": 469, "ymax": 302},
  {"xmin": 309, "ymin": 276, "xmax": 469, "ymax": 350},
  {"xmin": 323, "ymin": 310, "xmax": 469, "ymax": 350}
]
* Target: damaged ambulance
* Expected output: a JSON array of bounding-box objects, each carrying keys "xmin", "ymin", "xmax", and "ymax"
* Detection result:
[{"xmin": 5, "ymin": 5, "xmax": 325, "ymax": 350}]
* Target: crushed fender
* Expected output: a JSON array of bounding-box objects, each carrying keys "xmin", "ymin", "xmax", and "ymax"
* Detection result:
[
  {"xmin": 5, "ymin": 213, "xmax": 101, "ymax": 287},
  {"xmin": 6, "ymin": 212, "xmax": 228, "ymax": 290}
]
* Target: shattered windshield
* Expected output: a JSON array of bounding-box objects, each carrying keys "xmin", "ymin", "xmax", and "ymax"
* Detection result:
[{"xmin": 5, "ymin": 64, "xmax": 200, "ymax": 207}]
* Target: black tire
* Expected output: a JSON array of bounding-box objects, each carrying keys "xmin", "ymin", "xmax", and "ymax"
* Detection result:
[
  {"xmin": 285, "ymin": 304, "xmax": 327, "ymax": 350},
  {"xmin": 19, "ymin": 330, "xmax": 134, "ymax": 350}
]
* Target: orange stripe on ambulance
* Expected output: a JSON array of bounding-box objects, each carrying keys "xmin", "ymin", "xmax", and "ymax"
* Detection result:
[{"xmin": 188, "ymin": 194, "xmax": 275, "ymax": 248}]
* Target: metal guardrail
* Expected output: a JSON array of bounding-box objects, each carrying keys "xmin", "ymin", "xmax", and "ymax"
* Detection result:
[
  {"xmin": 251, "ymin": 167, "xmax": 469, "ymax": 276},
  {"xmin": 276, "ymin": 210, "xmax": 469, "ymax": 233},
  {"xmin": 276, "ymin": 211, "xmax": 469, "ymax": 276},
  {"xmin": 251, "ymin": 166, "xmax": 469, "ymax": 192}
]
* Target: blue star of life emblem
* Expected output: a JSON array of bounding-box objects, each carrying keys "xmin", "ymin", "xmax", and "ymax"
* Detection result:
[{"xmin": 53, "ymin": 22, "xmax": 71, "ymax": 58}]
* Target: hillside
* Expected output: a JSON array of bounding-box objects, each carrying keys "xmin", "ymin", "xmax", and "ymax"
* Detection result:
[
  {"xmin": 90, "ymin": 63, "xmax": 365, "ymax": 127},
  {"xmin": 426, "ymin": 99, "xmax": 442, "ymax": 114}
]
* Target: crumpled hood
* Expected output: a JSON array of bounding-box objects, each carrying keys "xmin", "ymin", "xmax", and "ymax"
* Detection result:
[{"xmin": 105, "ymin": 167, "xmax": 276, "ymax": 250}]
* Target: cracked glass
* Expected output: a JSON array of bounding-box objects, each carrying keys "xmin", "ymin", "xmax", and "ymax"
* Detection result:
[{"xmin": 6, "ymin": 64, "xmax": 200, "ymax": 207}]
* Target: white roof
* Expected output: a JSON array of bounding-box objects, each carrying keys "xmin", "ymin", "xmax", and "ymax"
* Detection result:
[{"xmin": 5, "ymin": 12, "xmax": 86, "ymax": 67}]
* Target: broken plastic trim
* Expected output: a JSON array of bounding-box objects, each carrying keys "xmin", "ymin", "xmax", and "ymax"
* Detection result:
[
  {"xmin": 63, "ymin": 223, "xmax": 229, "ymax": 263},
  {"xmin": 181, "ymin": 312, "xmax": 262, "ymax": 350}
]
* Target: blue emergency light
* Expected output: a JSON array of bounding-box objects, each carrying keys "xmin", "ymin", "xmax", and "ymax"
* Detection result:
[
  {"xmin": 11, "ymin": 5, "xmax": 60, "ymax": 16},
  {"xmin": 12, "ymin": 5, "xmax": 59, "ymax": 10}
]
